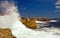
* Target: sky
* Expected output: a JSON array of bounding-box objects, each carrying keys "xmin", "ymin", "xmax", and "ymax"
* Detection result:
[
  {"xmin": 1, "ymin": 0, "xmax": 60, "ymax": 18},
  {"xmin": 16, "ymin": 0, "xmax": 60, "ymax": 18}
]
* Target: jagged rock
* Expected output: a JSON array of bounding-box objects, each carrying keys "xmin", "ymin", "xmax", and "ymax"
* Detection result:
[{"xmin": 0, "ymin": 28, "xmax": 16, "ymax": 38}]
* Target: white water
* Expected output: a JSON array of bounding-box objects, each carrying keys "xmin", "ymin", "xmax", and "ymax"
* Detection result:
[
  {"xmin": 0, "ymin": 0, "xmax": 19, "ymax": 28},
  {"xmin": 0, "ymin": 0, "xmax": 60, "ymax": 38}
]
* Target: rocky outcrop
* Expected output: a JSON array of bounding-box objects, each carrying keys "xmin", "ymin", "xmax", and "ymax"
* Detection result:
[
  {"xmin": 20, "ymin": 17, "xmax": 38, "ymax": 29},
  {"xmin": 0, "ymin": 28, "xmax": 16, "ymax": 38}
]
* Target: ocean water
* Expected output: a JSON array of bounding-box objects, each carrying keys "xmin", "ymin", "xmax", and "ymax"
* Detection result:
[{"xmin": 12, "ymin": 20, "xmax": 60, "ymax": 38}]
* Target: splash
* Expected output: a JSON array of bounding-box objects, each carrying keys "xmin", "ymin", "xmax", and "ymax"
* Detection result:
[
  {"xmin": 0, "ymin": 0, "xmax": 20, "ymax": 28},
  {"xmin": 0, "ymin": 0, "xmax": 19, "ymax": 17}
]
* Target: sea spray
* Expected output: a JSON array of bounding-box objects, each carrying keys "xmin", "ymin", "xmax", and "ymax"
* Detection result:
[{"xmin": 0, "ymin": 0, "xmax": 20, "ymax": 28}]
